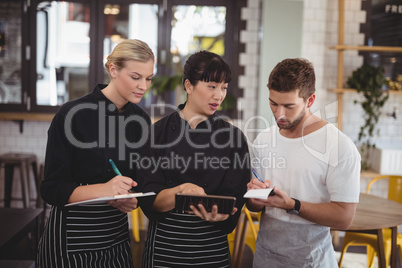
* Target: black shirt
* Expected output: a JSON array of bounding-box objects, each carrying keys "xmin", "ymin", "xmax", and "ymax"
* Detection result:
[
  {"xmin": 41, "ymin": 84, "xmax": 151, "ymax": 207},
  {"xmin": 138, "ymin": 104, "xmax": 250, "ymax": 234}
]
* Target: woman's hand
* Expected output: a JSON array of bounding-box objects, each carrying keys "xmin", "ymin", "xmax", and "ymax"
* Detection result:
[
  {"xmin": 179, "ymin": 183, "xmax": 206, "ymax": 195},
  {"xmin": 108, "ymin": 197, "xmax": 138, "ymax": 213},
  {"xmin": 105, "ymin": 176, "xmax": 138, "ymax": 213},
  {"xmin": 104, "ymin": 175, "xmax": 137, "ymax": 196},
  {"xmin": 67, "ymin": 176, "xmax": 137, "ymax": 205},
  {"xmin": 190, "ymin": 204, "xmax": 237, "ymax": 222}
]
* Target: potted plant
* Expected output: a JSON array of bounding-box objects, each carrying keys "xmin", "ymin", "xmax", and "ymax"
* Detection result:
[{"xmin": 346, "ymin": 64, "xmax": 389, "ymax": 169}]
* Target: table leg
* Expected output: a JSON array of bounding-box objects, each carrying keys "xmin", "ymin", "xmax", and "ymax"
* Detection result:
[
  {"xmin": 376, "ymin": 228, "xmax": 386, "ymax": 268},
  {"xmin": 390, "ymin": 226, "xmax": 397, "ymax": 268}
]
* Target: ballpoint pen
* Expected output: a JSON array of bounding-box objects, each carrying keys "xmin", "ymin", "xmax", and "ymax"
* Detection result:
[
  {"xmin": 109, "ymin": 159, "xmax": 136, "ymax": 193},
  {"xmin": 252, "ymin": 168, "xmax": 275, "ymax": 195},
  {"xmin": 252, "ymin": 168, "xmax": 264, "ymax": 183},
  {"xmin": 109, "ymin": 159, "xmax": 122, "ymax": 176}
]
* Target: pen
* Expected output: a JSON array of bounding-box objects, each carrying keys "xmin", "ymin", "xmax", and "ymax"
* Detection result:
[
  {"xmin": 252, "ymin": 168, "xmax": 275, "ymax": 195},
  {"xmin": 109, "ymin": 159, "xmax": 136, "ymax": 193},
  {"xmin": 252, "ymin": 168, "xmax": 264, "ymax": 183},
  {"xmin": 109, "ymin": 159, "xmax": 122, "ymax": 176}
]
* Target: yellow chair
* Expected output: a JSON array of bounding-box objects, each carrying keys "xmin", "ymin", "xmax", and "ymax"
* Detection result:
[
  {"xmin": 228, "ymin": 206, "xmax": 261, "ymax": 268},
  {"xmin": 338, "ymin": 175, "xmax": 402, "ymax": 268},
  {"xmin": 131, "ymin": 207, "xmax": 143, "ymax": 243}
]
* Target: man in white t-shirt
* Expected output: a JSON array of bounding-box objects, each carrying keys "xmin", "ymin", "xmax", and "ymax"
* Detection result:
[{"xmin": 247, "ymin": 58, "xmax": 360, "ymax": 268}]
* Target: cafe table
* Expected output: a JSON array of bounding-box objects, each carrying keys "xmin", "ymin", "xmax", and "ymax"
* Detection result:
[
  {"xmin": 0, "ymin": 208, "xmax": 43, "ymax": 262},
  {"xmin": 336, "ymin": 193, "xmax": 402, "ymax": 268}
]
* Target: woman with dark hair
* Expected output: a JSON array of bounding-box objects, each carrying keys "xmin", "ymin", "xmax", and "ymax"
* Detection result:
[
  {"xmin": 138, "ymin": 50, "xmax": 250, "ymax": 267},
  {"xmin": 37, "ymin": 39, "xmax": 155, "ymax": 268}
]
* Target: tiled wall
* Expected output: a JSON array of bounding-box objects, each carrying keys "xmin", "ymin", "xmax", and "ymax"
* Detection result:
[
  {"xmin": 235, "ymin": 0, "xmax": 261, "ymax": 136},
  {"xmin": 0, "ymin": 120, "xmax": 49, "ymax": 163},
  {"xmin": 0, "ymin": 120, "xmax": 50, "ymax": 207}
]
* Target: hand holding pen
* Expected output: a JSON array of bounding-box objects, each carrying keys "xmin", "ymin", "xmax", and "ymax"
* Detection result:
[
  {"xmin": 251, "ymin": 168, "xmax": 275, "ymax": 196},
  {"xmin": 109, "ymin": 159, "xmax": 136, "ymax": 194},
  {"xmin": 107, "ymin": 159, "xmax": 138, "ymax": 212}
]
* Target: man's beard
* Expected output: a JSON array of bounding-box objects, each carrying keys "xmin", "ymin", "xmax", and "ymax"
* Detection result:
[{"xmin": 276, "ymin": 109, "xmax": 305, "ymax": 130}]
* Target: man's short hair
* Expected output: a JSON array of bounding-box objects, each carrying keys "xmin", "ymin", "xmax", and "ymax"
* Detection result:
[{"xmin": 267, "ymin": 58, "xmax": 316, "ymax": 101}]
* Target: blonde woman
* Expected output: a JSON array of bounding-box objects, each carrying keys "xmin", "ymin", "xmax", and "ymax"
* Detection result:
[{"xmin": 37, "ymin": 39, "xmax": 154, "ymax": 268}]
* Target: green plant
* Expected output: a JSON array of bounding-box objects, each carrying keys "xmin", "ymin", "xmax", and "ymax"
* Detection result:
[
  {"xmin": 148, "ymin": 74, "xmax": 183, "ymax": 96},
  {"xmin": 347, "ymin": 64, "xmax": 389, "ymax": 169}
]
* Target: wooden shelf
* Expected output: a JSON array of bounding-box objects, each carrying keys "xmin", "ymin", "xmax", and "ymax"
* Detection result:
[
  {"xmin": 331, "ymin": 45, "xmax": 402, "ymax": 53},
  {"xmin": 333, "ymin": 0, "xmax": 402, "ymax": 131},
  {"xmin": 0, "ymin": 112, "xmax": 55, "ymax": 121}
]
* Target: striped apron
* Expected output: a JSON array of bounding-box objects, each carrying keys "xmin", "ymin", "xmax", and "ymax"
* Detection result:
[
  {"xmin": 37, "ymin": 204, "xmax": 133, "ymax": 268},
  {"xmin": 143, "ymin": 212, "xmax": 231, "ymax": 268}
]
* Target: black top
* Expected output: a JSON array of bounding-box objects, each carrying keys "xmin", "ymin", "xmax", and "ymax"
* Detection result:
[
  {"xmin": 138, "ymin": 104, "xmax": 250, "ymax": 234},
  {"xmin": 40, "ymin": 84, "xmax": 151, "ymax": 207}
]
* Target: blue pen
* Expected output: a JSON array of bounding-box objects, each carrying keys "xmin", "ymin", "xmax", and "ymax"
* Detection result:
[
  {"xmin": 252, "ymin": 168, "xmax": 275, "ymax": 195},
  {"xmin": 252, "ymin": 168, "xmax": 264, "ymax": 183},
  {"xmin": 109, "ymin": 159, "xmax": 122, "ymax": 176}
]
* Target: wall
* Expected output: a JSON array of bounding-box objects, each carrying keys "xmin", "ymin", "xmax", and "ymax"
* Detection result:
[{"xmin": 256, "ymin": 0, "xmax": 304, "ymax": 132}]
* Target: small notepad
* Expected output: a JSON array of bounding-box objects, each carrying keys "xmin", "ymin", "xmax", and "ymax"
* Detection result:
[{"xmin": 243, "ymin": 188, "xmax": 274, "ymax": 199}]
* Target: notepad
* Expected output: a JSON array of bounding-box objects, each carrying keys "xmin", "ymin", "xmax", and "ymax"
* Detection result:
[
  {"xmin": 65, "ymin": 192, "xmax": 156, "ymax": 206},
  {"xmin": 243, "ymin": 188, "xmax": 275, "ymax": 199}
]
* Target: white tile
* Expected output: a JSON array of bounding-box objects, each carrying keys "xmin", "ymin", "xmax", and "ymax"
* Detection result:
[
  {"xmin": 304, "ymin": 9, "xmax": 316, "ymax": 21},
  {"xmin": 247, "ymin": 0, "xmax": 260, "ymax": 9},
  {"xmin": 355, "ymin": 11, "xmax": 367, "ymax": 23},
  {"xmin": 247, "ymin": 19, "xmax": 259, "ymax": 31},
  {"xmin": 246, "ymin": 43, "xmax": 259, "ymax": 54},
  {"xmin": 241, "ymin": 8, "xmax": 260, "ymax": 21}
]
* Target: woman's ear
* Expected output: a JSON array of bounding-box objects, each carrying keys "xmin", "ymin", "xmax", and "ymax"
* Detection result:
[
  {"xmin": 109, "ymin": 63, "xmax": 117, "ymax": 79},
  {"xmin": 184, "ymin": 79, "xmax": 192, "ymax": 94}
]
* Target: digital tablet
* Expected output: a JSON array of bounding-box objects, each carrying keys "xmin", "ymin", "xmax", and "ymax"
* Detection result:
[{"xmin": 175, "ymin": 193, "xmax": 236, "ymax": 214}]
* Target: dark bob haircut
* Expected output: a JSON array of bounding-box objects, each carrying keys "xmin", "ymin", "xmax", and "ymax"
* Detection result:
[{"xmin": 182, "ymin": 50, "xmax": 231, "ymax": 89}]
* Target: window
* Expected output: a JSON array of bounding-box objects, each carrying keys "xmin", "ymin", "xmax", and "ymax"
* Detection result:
[{"xmin": 0, "ymin": 0, "xmax": 242, "ymax": 116}]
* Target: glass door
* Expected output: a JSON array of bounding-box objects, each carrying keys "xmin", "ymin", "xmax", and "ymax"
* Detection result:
[
  {"xmin": 102, "ymin": 2, "xmax": 159, "ymax": 110},
  {"xmin": 35, "ymin": 1, "xmax": 91, "ymax": 106}
]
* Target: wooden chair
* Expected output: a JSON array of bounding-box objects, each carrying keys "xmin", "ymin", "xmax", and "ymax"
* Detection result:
[
  {"xmin": 338, "ymin": 175, "xmax": 402, "ymax": 268},
  {"xmin": 228, "ymin": 206, "xmax": 261, "ymax": 268},
  {"xmin": 131, "ymin": 207, "xmax": 143, "ymax": 243}
]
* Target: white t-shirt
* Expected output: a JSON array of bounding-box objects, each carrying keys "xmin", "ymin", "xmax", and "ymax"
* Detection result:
[{"xmin": 252, "ymin": 123, "xmax": 361, "ymax": 224}]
